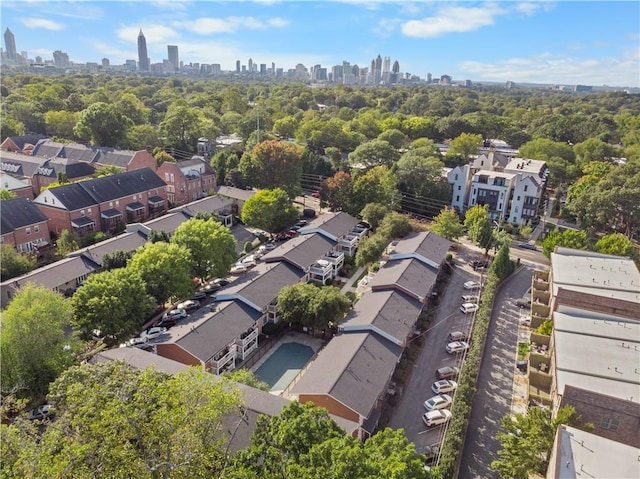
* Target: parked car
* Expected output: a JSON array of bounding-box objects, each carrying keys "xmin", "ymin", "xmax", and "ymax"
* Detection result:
[
  {"xmin": 295, "ymin": 219, "xmax": 308, "ymax": 227},
  {"xmin": 448, "ymin": 331, "xmax": 469, "ymax": 343},
  {"xmin": 519, "ymin": 315, "xmax": 532, "ymax": 326},
  {"xmin": 432, "ymin": 380, "xmax": 458, "ymax": 394},
  {"xmin": 422, "ymin": 409, "xmax": 452, "ymax": 427},
  {"xmin": 515, "ymin": 297, "xmax": 532, "ymax": 309},
  {"xmin": 28, "ymin": 404, "xmax": 54, "ymax": 421},
  {"xmin": 460, "ymin": 303, "xmax": 479, "ymax": 314},
  {"xmin": 191, "ymin": 291, "xmax": 207, "ymax": 302},
  {"xmin": 461, "ymin": 295, "xmax": 479, "ymax": 303},
  {"xmin": 211, "ymin": 278, "xmax": 229, "ymax": 287},
  {"xmin": 200, "ymin": 282, "xmax": 222, "ymax": 293},
  {"xmin": 446, "ymin": 341, "xmax": 470, "ymax": 354},
  {"xmin": 163, "ymin": 308, "xmax": 187, "ymax": 321},
  {"xmin": 230, "ymin": 263, "xmax": 248, "ymax": 275},
  {"xmin": 140, "ymin": 326, "xmax": 168, "ymax": 340},
  {"xmin": 120, "ymin": 337, "xmax": 149, "ymax": 349},
  {"xmin": 177, "ymin": 300, "xmax": 200, "ymax": 312},
  {"xmin": 258, "ymin": 243, "xmax": 276, "ymax": 252},
  {"xmin": 518, "ymin": 242, "xmax": 537, "ymax": 251},
  {"xmin": 436, "ymin": 366, "xmax": 460, "ymax": 380},
  {"xmin": 302, "ymin": 208, "xmax": 316, "ymax": 218},
  {"xmin": 423, "ymin": 394, "xmax": 453, "ymax": 411},
  {"xmin": 241, "ymin": 255, "xmax": 258, "ymax": 267},
  {"xmin": 311, "ymin": 190, "xmax": 320, "ymax": 198},
  {"xmin": 463, "ymin": 281, "xmax": 481, "ymax": 290},
  {"xmin": 154, "ymin": 316, "xmax": 177, "ymax": 328}
]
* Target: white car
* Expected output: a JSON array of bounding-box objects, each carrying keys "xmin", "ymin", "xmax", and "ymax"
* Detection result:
[
  {"xmin": 446, "ymin": 341, "xmax": 470, "ymax": 354},
  {"xmin": 464, "ymin": 281, "xmax": 480, "ymax": 290},
  {"xmin": 432, "ymin": 380, "xmax": 458, "ymax": 394},
  {"xmin": 258, "ymin": 243, "xmax": 276, "ymax": 253},
  {"xmin": 140, "ymin": 326, "xmax": 167, "ymax": 340},
  {"xmin": 120, "ymin": 336, "xmax": 149, "ymax": 348},
  {"xmin": 177, "ymin": 299, "xmax": 200, "ymax": 312},
  {"xmin": 461, "ymin": 295, "xmax": 479, "ymax": 303},
  {"xmin": 423, "ymin": 394, "xmax": 453, "ymax": 411},
  {"xmin": 230, "ymin": 263, "xmax": 248, "ymax": 275},
  {"xmin": 163, "ymin": 308, "xmax": 187, "ymax": 321},
  {"xmin": 519, "ymin": 315, "xmax": 532, "ymax": 326},
  {"xmin": 422, "ymin": 409, "xmax": 452, "ymax": 427},
  {"xmin": 460, "ymin": 303, "xmax": 479, "ymax": 314}
]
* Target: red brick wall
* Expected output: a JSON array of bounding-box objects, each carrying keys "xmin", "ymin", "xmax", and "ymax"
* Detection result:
[
  {"xmin": 156, "ymin": 343, "xmax": 202, "ymax": 366},
  {"xmin": 37, "ymin": 204, "xmax": 75, "ymax": 236},
  {"xmin": 130, "ymin": 151, "xmax": 157, "ymax": 172},
  {"xmin": 297, "ymin": 394, "xmax": 360, "ymax": 423},
  {"xmin": 8, "ymin": 220, "xmax": 50, "ymax": 251}
]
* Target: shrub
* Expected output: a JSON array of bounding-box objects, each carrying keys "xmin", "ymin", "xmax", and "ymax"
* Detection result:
[{"xmin": 244, "ymin": 241, "xmax": 253, "ymax": 253}]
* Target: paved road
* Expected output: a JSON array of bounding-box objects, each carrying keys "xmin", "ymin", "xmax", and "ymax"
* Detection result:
[
  {"xmin": 388, "ymin": 246, "xmax": 486, "ymax": 454},
  {"xmin": 458, "ymin": 265, "xmax": 534, "ymax": 479}
]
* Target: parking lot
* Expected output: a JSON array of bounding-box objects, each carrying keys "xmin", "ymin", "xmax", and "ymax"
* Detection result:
[{"xmin": 388, "ymin": 246, "xmax": 486, "ymax": 454}]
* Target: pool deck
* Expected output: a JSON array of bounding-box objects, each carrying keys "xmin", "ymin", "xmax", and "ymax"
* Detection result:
[{"xmin": 251, "ymin": 331, "xmax": 325, "ymax": 395}]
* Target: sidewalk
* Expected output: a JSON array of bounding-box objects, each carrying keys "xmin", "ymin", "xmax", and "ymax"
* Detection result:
[{"xmin": 340, "ymin": 265, "xmax": 367, "ymax": 294}]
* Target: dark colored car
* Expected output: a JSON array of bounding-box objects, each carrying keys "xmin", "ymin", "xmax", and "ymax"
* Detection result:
[
  {"xmin": 518, "ymin": 242, "xmax": 537, "ymax": 251},
  {"xmin": 436, "ymin": 366, "xmax": 461, "ymax": 380},
  {"xmin": 191, "ymin": 291, "xmax": 207, "ymax": 302},
  {"xmin": 212, "ymin": 278, "xmax": 229, "ymax": 287},
  {"xmin": 154, "ymin": 316, "xmax": 177, "ymax": 328}
]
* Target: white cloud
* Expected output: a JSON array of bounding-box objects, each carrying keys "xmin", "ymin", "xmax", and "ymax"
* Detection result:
[
  {"xmin": 117, "ymin": 25, "xmax": 180, "ymax": 44},
  {"xmin": 149, "ymin": 0, "xmax": 191, "ymax": 10},
  {"xmin": 176, "ymin": 16, "xmax": 289, "ymax": 35},
  {"xmin": 459, "ymin": 49, "xmax": 640, "ymax": 87},
  {"xmin": 401, "ymin": 4, "xmax": 506, "ymax": 38},
  {"xmin": 21, "ymin": 18, "xmax": 65, "ymax": 31},
  {"xmin": 373, "ymin": 18, "xmax": 401, "ymax": 37},
  {"xmin": 514, "ymin": 2, "xmax": 540, "ymax": 16}
]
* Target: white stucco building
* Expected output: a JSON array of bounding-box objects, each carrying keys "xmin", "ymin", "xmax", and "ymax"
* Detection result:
[{"xmin": 447, "ymin": 151, "xmax": 549, "ymax": 225}]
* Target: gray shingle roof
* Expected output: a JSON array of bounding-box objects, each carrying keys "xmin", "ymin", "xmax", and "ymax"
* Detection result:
[
  {"xmin": 217, "ymin": 262, "xmax": 305, "ymax": 311},
  {"xmin": 68, "ymin": 231, "xmax": 147, "ymax": 265},
  {"xmin": 40, "ymin": 182, "xmax": 97, "ymax": 210},
  {"xmin": 262, "ymin": 234, "xmax": 336, "ymax": 270},
  {"xmin": 339, "ymin": 290, "xmax": 423, "ymax": 345},
  {"xmin": 300, "ymin": 212, "xmax": 360, "ymax": 240},
  {"xmin": 174, "ymin": 300, "xmax": 261, "ymax": 362},
  {"xmin": 388, "ymin": 231, "xmax": 451, "ymax": 266},
  {"xmin": 143, "ymin": 211, "xmax": 192, "ymax": 236},
  {"xmin": 3, "ymin": 255, "xmax": 99, "ymax": 291},
  {"xmin": 4, "ymin": 134, "xmax": 48, "ymax": 150},
  {"xmin": 1, "ymin": 150, "xmax": 45, "ymax": 178},
  {"xmin": 291, "ymin": 332, "xmax": 402, "ymax": 419},
  {"xmin": 0, "ymin": 197, "xmax": 48, "ymax": 235},
  {"xmin": 215, "ymin": 186, "xmax": 256, "ymax": 202},
  {"xmin": 370, "ymin": 258, "xmax": 437, "ymax": 302},
  {"xmin": 177, "ymin": 195, "xmax": 232, "ymax": 215}
]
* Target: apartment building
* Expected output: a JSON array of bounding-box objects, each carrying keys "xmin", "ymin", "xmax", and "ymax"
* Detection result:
[
  {"xmin": 447, "ymin": 152, "xmax": 549, "ymax": 225},
  {"xmin": 157, "ymin": 157, "xmax": 216, "ymax": 206},
  {"xmin": 1, "ymin": 197, "xmax": 51, "ymax": 254}
]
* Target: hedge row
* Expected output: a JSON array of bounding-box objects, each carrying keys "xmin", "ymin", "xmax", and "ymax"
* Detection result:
[{"xmin": 433, "ymin": 272, "xmax": 500, "ymax": 478}]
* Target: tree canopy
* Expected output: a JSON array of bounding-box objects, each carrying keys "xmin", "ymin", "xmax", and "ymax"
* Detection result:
[
  {"xmin": 430, "ymin": 206, "xmax": 464, "ymax": 241},
  {"xmin": 277, "ymin": 283, "xmax": 351, "ymax": 329},
  {"xmin": 239, "ymin": 140, "xmax": 303, "ymax": 198},
  {"xmin": 241, "ymin": 188, "xmax": 299, "ymax": 233}
]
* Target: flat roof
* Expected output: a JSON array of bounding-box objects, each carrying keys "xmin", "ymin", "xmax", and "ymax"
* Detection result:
[
  {"xmin": 553, "ymin": 313, "xmax": 640, "ymax": 403},
  {"xmin": 550, "ymin": 248, "xmax": 640, "ymax": 304},
  {"xmin": 551, "ymin": 425, "xmax": 640, "ymax": 479}
]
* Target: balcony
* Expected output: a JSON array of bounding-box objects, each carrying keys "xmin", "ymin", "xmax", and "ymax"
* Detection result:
[
  {"xmin": 338, "ymin": 235, "xmax": 358, "ymax": 255},
  {"xmin": 534, "ymin": 269, "xmax": 550, "ymax": 282},
  {"xmin": 324, "ymin": 250, "xmax": 345, "ymax": 271},
  {"xmin": 532, "ymin": 289, "xmax": 550, "ymax": 306},
  {"xmin": 211, "ymin": 344, "xmax": 237, "ymax": 375},
  {"xmin": 309, "ymin": 259, "xmax": 333, "ymax": 285},
  {"xmin": 350, "ymin": 225, "xmax": 369, "ymax": 240},
  {"xmin": 236, "ymin": 327, "xmax": 259, "ymax": 360}
]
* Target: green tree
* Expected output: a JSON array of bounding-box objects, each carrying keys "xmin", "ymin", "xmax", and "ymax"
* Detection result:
[
  {"xmin": 127, "ymin": 124, "xmax": 161, "ymax": 150},
  {"xmin": 464, "ymin": 205, "xmax": 493, "ymax": 252},
  {"xmin": 128, "ymin": 242, "xmax": 195, "ymax": 305},
  {"xmin": 272, "ymin": 115, "xmax": 298, "ymax": 139},
  {"xmin": 71, "ymin": 268, "xmax": 155, "ymax": 344},
  {"xmin": 55, "ymin": 229, "xmax": 79, "ymax": 257},
  {"xmin": 401, "ymin": 116, "xmax": 436, "ymax": 139},
  {"xmin": 160, "ymin": 100, "xmax": 202, "ymax": 151},
  {"xmin": 377, "ymin": 128, "xmax": 407, "ymax": 149},
  {"xmin": 210, "ymin": 150, "xmax": 240, "ymax": 186},
  {"xmin": 101, "ymin": 250, "xmax": 133, "ymax": 271},
  {"xmin": 239, "ymin": 140, "xmax": 303, "ymax": 197},
  {"xmin": 351, "ymin": 166, "xmax": 399, "ymax": 216},
  {"xmin": 223, "ymin": 369, "xmax": 269, "ymax": 391},
  {"xmin": 94, "ymin": 164, "xmax": 125, "ymax": 177},
  {"xmin": 114, "ymin": 92, "xmax": 150, "ymax": 125},
  {"xmin": 348, "ymin": 140, "xmax": 399, "ymax": 170},
  {"xmin": 542, "ymin": 229, "xmax": 590, "ymax": 258},
  {"xmin": 378, "ymin": 212, "xmax": 413, "ymax": 239},
  {"xmin": 0, "ymin": 284, "xmax": 81, "ymax": 402},
  {"xmin": 360, "ymin": 203, "xmax": 389, "ymax": 230},
  {"xmin": 447, "ymin": 133, "xmax": 483, "ymax": 160},
  {"xmin": 322, "ymin": 171, "xmax": 353, "ymax": 212},
  {"xmin": 519, "ymin": 138, "xmax": 578, "ymax": 187},
  {"xmin": 490, "ymin": 244, "xmax": 514, "ymax": 280},
  {"xmin": 0, "ymin": 189, "xmax": 17, "ymax": 200},
  {"xmin": 241, "ymin": 188, "xmax": 299, "ymax": 234},
  {"xmin": 154, "ymin": 150, "xmax": 176, "ymax": 167},
  {"xmin": 1, "ymin": 361, "xmax": 242, "ymax": 478},
  {"xmin": 44, "ymin": 110, "xmax": 79, "ymax": 139},
  {"xmin": 147, "ymin": 229, "xmax": 170, "ymax": 243},
  {"xmin": 74, "ymin": 102, "xmax": 131, "ymax": 147},
  {"xmin": 431, "ymin": 206, "xmax": 464, "ymax": 240},
  {"xmin": 491, "ymin": 406, "xmax": 581, "ymax": 479},
  {"xmin": 595, "ymin": 232, "xmax": 637, "ymax": 258},
  {"xmin": 0, "ymin": 244, "xmax": 36, "ymax": 281},
  {"xmin": 395, "ymin": 151, "xmax": 451, "ymax": 201},
  {"xmin": 277, "ymin": 283, "xmax": 351, "ymax": 330},
  {"xmin": 355, "ymin": 234, "xmax": 388, "ymax": 268},
  {"xmin": 171, "ymin": 218, "xmax": 237, "ymax": 280}
]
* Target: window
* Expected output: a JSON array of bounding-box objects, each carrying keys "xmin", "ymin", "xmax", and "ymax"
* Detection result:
[
  {"xmin": 26, "ymin": 228, "xmax": 31, "ymax": 235},
  {"xmin": 457, "ymin": 185, "xmax": 462, "ymax": 191},
  {"xmin": 456, "ymin": 195, "xmax": 460, "ymax": 202},
  {"xmin": 524, "ymin": 185, "xmax": 528, "ymax": 192},
  {"xmin": 454, "ymin": 174, "xmax": 459, "ymax": 181},
  {"xmin": 87, "ymin": 208, "xmax": 92, "ymax": 216},
  {"xmin": 44, "ymin": 197, "xmax": 48, "ymax": 203},
  {"xmin": 81, "ymin": 210, "xmax": 85, "ymax": 217},
  {"xmin": 514, "ymin": 207, "xmax": 519, "ymax": 213},
  {"xmin": 165, "ymin": 172, "xmax": 170, "ymax": 181},
  {"xmin": 34, "ymin": 225, "xmax": 39, "ymax": 233},
  {"xmin": 109, "ymin": 202, "xmax": 113, "ymax": 208},
  {"xmin": 600, "ymin": 418, "xmax": 619, "ymax": 431},
  {"xmin": 517, "ymin": 196, "xmax": 521, "ymax": 201},
  {"xmin": 115, "ymin": 200, "xmax": 119, "ymax": 207},
  {"xmin": 170, "ymin": 174, "xmax": 174, "ymax": 182}
]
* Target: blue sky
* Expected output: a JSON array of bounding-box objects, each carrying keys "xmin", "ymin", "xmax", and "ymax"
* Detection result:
[{"xmin": 2, "ymin": 1, "xmax": 639, "ymax": 87}]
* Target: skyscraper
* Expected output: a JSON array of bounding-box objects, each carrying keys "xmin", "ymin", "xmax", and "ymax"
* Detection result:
[
  {"xmin": 137, "ymin": 29, "xmax": 150, "ymax": 72},
  {"xmin": 374, "ymin": 54, "xmax": 382, "ymax": 85},
  {"xmin": 4, "ymin": 28, "xmax": 17, "ymax": 62},
  {"xmin": 391, "ymin": 60, "xmax": 400, "ymax": 84},
  {"xmin": 236, "ymin": 60, "xmax": 241, "ymax": 73},
  {"xmin": 167, "ymin": 45, "xmax": 179, "ymax": 72}
]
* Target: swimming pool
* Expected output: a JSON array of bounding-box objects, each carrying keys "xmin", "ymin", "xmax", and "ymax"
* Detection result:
[{"xmin": 255, "ymin": 342, "xmax": 314, "ymax": 392}]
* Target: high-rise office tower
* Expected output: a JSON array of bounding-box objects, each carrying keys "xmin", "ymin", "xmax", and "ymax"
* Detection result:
[
  {"xmin": 236, "ymin": 60, "xmax": 241, "ymax": 73},
  {"xmin": 167, "ymin": 45, "xmax": 179, "ymax": 71},
  {"xmin": 248, "ymin": 58, "xmax": 253, "ymax": 73},
  {"xmin": 374, "ymin": 54, "xmax": 382, "ymax": 84},
  {"xmin": 53, "ymin": 50, "xmax": 70, "ymax": 68},
  {"xmin": 271, "ymin": 62, "xmax": 275, "ymax": 76},
  {"xmin": 370, "ymin": 59, "xmax": 375, "ymax": 84},
  {"xmin": 382, "ymin": 56, "xmax": 391, "ymax": 85},
  {"xmin": 391, "ymin": 60, "xmax": 400, "ymax": 84},
  {"xmin": 3, "ymin": 28, "xmax": 17, "ymax": 62},
  {"xmin": 137, "ymin": 29, "xmax": 150, "ymax": 71}
]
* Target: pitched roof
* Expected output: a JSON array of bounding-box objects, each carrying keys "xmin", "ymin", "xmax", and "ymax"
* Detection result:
[
  {"xmin": 177, "ymin": 195, "xmax": 232, "ymax": 216},
  {"xmin": 31, "ymin": 139, "xmax": 144, "ymax": 169},
  {"xmin": 370, "ymin": 258, "xmax": 436, "ymax": 302},
  {"xmin": 291, "ymin": 332, "xmax": 402, "ymax": 420},
  {"xmin": 387, "ymin": 231, "xmax": 451, "ymax": 267},
  {"xmin": 3, "ymin": 134, "xmax": 48, "ymax": 150},
  {"xmin": 0, "ymin": 197, "xmax": 48, "ymax": 235},
  {"xmin": 169, "ymin": 300, "xmax": 261, "ymax": 362},
  {"xmin": 2, "ymin": 255, "xmax": 99, "ymax": 291},
  {"xmin": 299, "ymin": 212, "xmax": 360, "ymax": 240},
  {"xmin": 262, "ymin": 234, "xmax": 336, "ymax": 270},
  {"xmin": 67, "ymin": 231, "xmax": 148, "ymax": 265},
  {"xmin": 216, "ymin": 262, "xmax": 305, "ymax": 311},
  {"xmin": 36, "ymin": 182, "xmax": 97, "ymax": 210},
  {"xmin": 339, "ymin": 290, "xmax": 423, "ymax": 345},
  {"xmin": 1, "ymin": 150, "xmax": 45, "ymax": 178},
  {"xmin": 215, "ymin": 186, "xmax": 256, "ymax": 202}
]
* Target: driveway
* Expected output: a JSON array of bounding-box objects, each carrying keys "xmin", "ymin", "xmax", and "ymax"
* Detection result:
[
  {"xmin": 388, "ymin": 246, "xmax": 486, "ymax": 454},
  {"xmin": 230, "ymin": 224, "xmax": 257, "ymax": 254},
  {"xmin": 458, "ymin": 265, "xmax": 534, "ymax": 479}
]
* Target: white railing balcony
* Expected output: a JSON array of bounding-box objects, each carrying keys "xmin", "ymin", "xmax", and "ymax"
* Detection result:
[
  {"xmin": 350, "ymin": 227, "xmax": 369, "ymax": 239},
  {"xmin": 212, "ymin": 344, "xmax": 237, "ymax": 375},
  {"xmin": 339, "ymin": 235, "xmax": 358, "ymax": 248},
  {"xmin": 237, "ymin": 328, "xmax": 259, "ymax": 360},
  {"xmin": 310, "ymin": 260, "xmax": 333, "ymax": 277},
  {"xmin": 237, "ymin": 327, "xmax": 259, "ymax": 348}
]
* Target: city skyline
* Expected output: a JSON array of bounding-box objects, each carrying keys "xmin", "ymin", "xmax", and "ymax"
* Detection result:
[{"xmin": 1, "ymin": 1, "xmax": 639, "ymax": 87}]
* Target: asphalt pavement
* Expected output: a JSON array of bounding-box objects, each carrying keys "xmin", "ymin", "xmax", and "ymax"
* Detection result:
[{"xmin": 457, "ymin": 265, "xmax": 534, "ymax": 479}]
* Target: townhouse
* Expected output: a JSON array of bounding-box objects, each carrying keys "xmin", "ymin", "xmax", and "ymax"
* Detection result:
[
  {"xmin": 1, "ymin": 197, "xmax": 51, "ymax": 254},
  {"xmin": 1, "ymin": 171, "xmax": 33, "ymax": 199},
  {"xmin": 525, "ymin": 248, "xmax": 640, "ymax": 472},
  {"xmin": 447, "ymin": 152, "xmax": 549, "ymax": 225},
  {"xmin": 215, "ymin": 185, "xmax": 256, "ymax": 217},
  {"xmin": 33, "ymin": 167, "xmax": 168, "ymax": 236},
  {"xmin": 157, "ymin": 157, "xmax": 216, "ymax": 206},
  {"xmin": 0, "ymin": 134, "xmax": 48, "ymax": 154}
]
